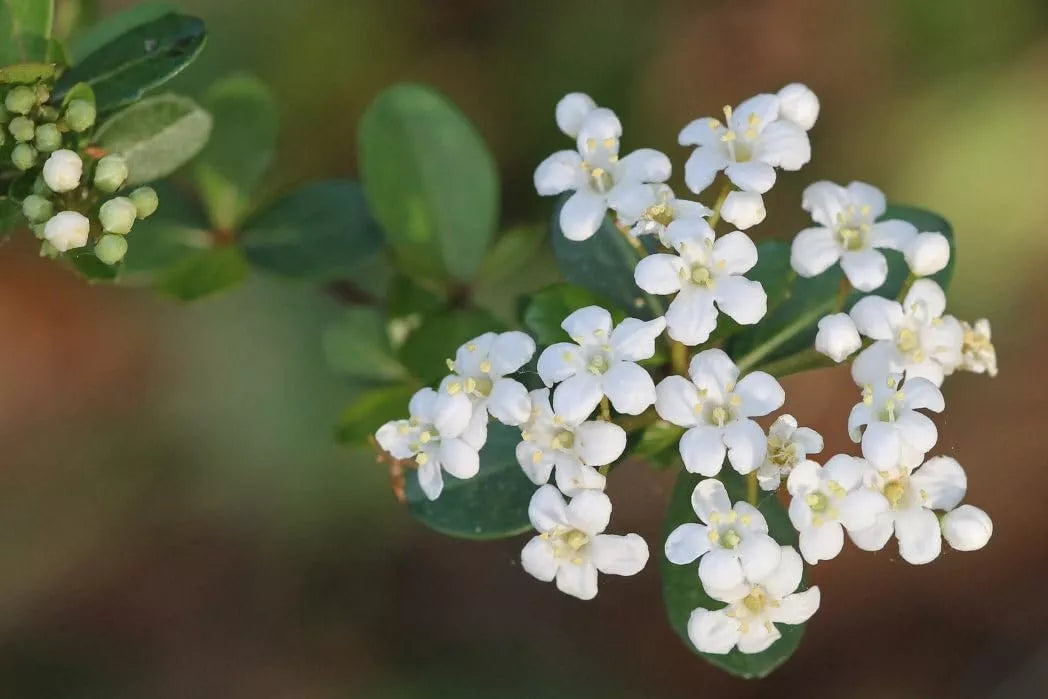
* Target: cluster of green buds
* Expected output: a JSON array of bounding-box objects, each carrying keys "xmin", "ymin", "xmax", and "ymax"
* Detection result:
[{"xmin": 1, "ymin": 80, "xmax": 93, "ymax": 170}]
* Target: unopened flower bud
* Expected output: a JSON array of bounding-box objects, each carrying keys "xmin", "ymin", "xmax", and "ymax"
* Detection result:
[
  {"xmin": 720, "ymin": 190, "xmax": 767, "ymax": 230},
  {"xmin": 11, "ymin": 143, "xmax": 36, "ymax": 170},
  {"xmin": 815, "ymin": 313, "xmax": 861, "ymax": 362},
  {"xmin": 9, "ymin": 115, "xmax": 35, "ymax": 142},
  {"xmin": 42, "ymin": 149, "xmax": 83, "ymax": 192},
  {"xmin": 941, "ymin": 505, "xmax": 992, "ymax": 552},
  {"xmin": 99, "ymin": 197, "xmax": 137, "ymax": 235},
  {"xmin": 34, "ymin": 84, "xmax": 50, "ymax": 105},
  {"xmin": 34, "ymin": 122, "xmax": 62, "ymax": 152},
  {"xmin": 129, "ymin": 186, "xmax": 158, "ymax": 219},
  {"xmin": 64, "ymin": 99, "xmax": 96, "ymax": 133},
  {"xmin": 4, "ymin": 85, "xmax": 36, "ymax": 115},
  {"xmin": 94, "ymin": 155, "xmax": 128, "ymax": 192},
  {"xmin": 37, "ymin": 105, "xmax": 59, "ymax": 122},
  {"xmin": 43, "ymin": 210, "xmax": 90, "ymax": 251},
  {"xmin": 95, "ymin": 234, "xmax": 128, "ymax": 265},
  {"xmin": 777, "ymin": 83, "xmax": 820, "ymax": 131},
  {"xmin": 904, "ymin": 232, "xmax": 950, "ymax": 277},
  {"xmin": 21, "ymin": 194, "xmax": 53, "ymax": 223}
]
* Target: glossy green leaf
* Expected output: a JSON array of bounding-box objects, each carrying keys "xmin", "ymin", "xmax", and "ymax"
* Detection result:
[
  {"xmin": 94, "ymin": 93, "xmax": 212, "ymax": 186},
  {"xmin": 335, "ymin": 384, "xmax": 418, "ymax": 446},
  {"xmin": 53, "ymin": 13, "xmax": 206, "ymax": 113},
  {"xmin": 0, "ymin": 61, "xmax": 56, "ymax": 84},
  {"xmin": 522, "ymin": 283, "xmax": 611, "ymax": 346},
  {"xmin": 405, "ymin": 422, "xmax": 533, "ymax": 540},
  {"xmin": 239, "ymin": 180, "xmax": 384, "ymax": 280},
  {"xmin": 117, "ymin": 181, "xmax": 210, "ymax": 283},
  {"xmin": 661, "ymin": 469, "xmax": 807, "ymax": 678},
  {"xmin": 358, "ymin": 83, "xmax": 498, "ymax": 281},
  {"xmin": 194, "ymin": 73, "xmax": 279, "ymax": 229},
  {"xmin": 155, "ymin": 245, "xmax": 247, "ymax": 301},
  {"xmin": 477, "ymin": 225, "xmax": 545, "ymax": 284},
  {"xmin": 398, "ymin": 308, "xmax": 503, "ymax": 383},
  {"xmin": 67, "ymin": 247, "xmax": 119, "ymax": 281},
  {"xmin": 70, "ymin": 0, "xmax": 175, "ymax": 61},
  {"xmin": 323, "ymin": 307, "xmax": 409, "ymax": 383},
  {"xmin": 0, "ymin": 0, "xmax": 54, "ymax": 64}
]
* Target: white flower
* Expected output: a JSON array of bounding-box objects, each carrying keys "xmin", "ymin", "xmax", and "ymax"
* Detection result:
[
  {"xmin": 678, "ymin": 93, "xmax": 811, "ymax": 195},
  {"xmin": 613, "ymin": 183, "xmax": 711, "ymax": 243},
  {"xmin": 848, "ymin": 373, "xmax": 944, "ymax": 470},
  {"xmin": 719, "ymin": 190, "xmax": 767, "ymax": 230},
  {"xmin": 440, "ymin": 331, "xmax": 536, "ymax": 446},
  {"xmin": 42, "ymin": 149, "xmax": 83, "ymax": 192},
  {"xmin": 776, "ymin": 83, "xmax": 820, "ymax": 131},
  {"xmin": 849, "ymin": 279, "xmax": 963, "ymax": 386},
  {"xmin": 790, "ymin": 181, "xmax": 917, "ymax": 291},
  {"xmin": 815, "ymin": 312, "xmax": 861, "ymax": 363},
  {"xmin": 848, "ymin": 455, "xmax": 969, "ymax": 564},
  {"xmin": 634, "ymin": 219, "xmax": 766, "ymax": 346},
  {"xmin": 756, "ymin": 415, "xmax": 824, "ymax": 491},
  {"xmin": 655, "ymin": 349, "xmax": 784, "ymax": 476},
  {"xmin": 665, "ymin": 478, "xmax": 782, "ymax": 593},
  {"xmin": 687, "ymin": 546, "xmax": 820, "ymax": 655},
  {"xmin": 375, "ymin": 388, "xmax": 479, "ymax": 501},
  {"xmin": 42, "ymin": 211, "xmax": 90, "ymax": 251},
  {"xmin": 535, "ymin": 107, "xmax": 671, "ymax": 241},
  {"xmin": 941, "ymin": 504, "xmax": 993, "ymax": 552},
  {"xmin": 904, "ymin": 231, "xmax": 950, "ymax": 277},
  {"xmin": 521, "ymin": 485, "xmax": 649, "ymax": 600},
  {"xmin": 555, "ymin": 92, "xmax": 597, "ymax": 137},
  {"xmin": 516, "ymin": 388, "xmax": 625, "ymax": 496},
  {"xmin": 786, "ymin": 456, "xmax": 889, "ymax": 564},
  {"xmin": 957, "ymin": 318, "xmax": 998, "ymax": 377},
  {"xmin": 536, "ymin": 306, "xmax": 664, "ymax": 422}
]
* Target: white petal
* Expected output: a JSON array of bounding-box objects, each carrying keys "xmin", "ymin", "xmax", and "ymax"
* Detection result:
[
  {"xmin": 772, "ymin": 586, "xmax": 821, "ymax": 625},
  {"xmin": 564, "ymin": 489, "xmax": 613, "ymax": 535},
  {"xmin": 438, "ymin": 438, "xmax": 479, "ymax": 479},
  {"xmin": 590, "ymin": 533, "xmax": 649, "ymax": 575},
  {"xmin": 777, "ymin": 83, "xmax": 819, "ymax": 130},
  {"xmin": 699, "ymin": 548, "xmax": 745, "ymax": 592},
  {"xmin": 417, "ymin": 459, "xmax": 444, "ymax": 500},
  {"xmin": 573, "ymin": 421, "xmax": 627, "ymax": 467},
  {"xmin": 528, "ymin": 484, "xmax": 569, "ymax": 531},
  {"xmin": 634, "ymin": 253, "xmax": 684, "ymax": 295},
  {"xmin": 847, "ymin": 401, "xmax": 872, "ymax": 442},
  {"xmin": 432, "ymin": 392, "xmax": 473, "ymax": 437},
  {"xmin": 723, "ymin": 419, "xmax": 767, "ymax": 474},
  {"xmin": 654, "ymin": 375, "xmax": 701, "ymax": 427},
  {"xmin": 555, "ymin": 92, "xmax": 597, "ymax": 137},
  {"xmin": 733, "ymin": 94, "xmax": 780, "ymax": 128},
  {"xmin": 690, "ymin": 477, "xmax": 732, "ymax": 522},
  {"xmin": 869, "ymin": 219, "xmax": 917, "ymax": 251},
  {"xmin": 847, "ymin": 514, "xmax": 894, "ymax": 551},
  {"xmin": 683, "ymin": 146, "xmax": 729, "ymax": 194},
  {"xmin": 487, "ymin": 378, "xmax": 532, "ymax": 426},
  {"xmin": 904, "ymin": 232, "xmax": 950, "ymax": 277},
  {"xmin": 895, "ymin": 507, "xmax": 942, "ymax": 565},
  {"xmin": 719, "ymin": 190, "xmax": 767, "ymax": 230},
  {"xmin": 680, "ymin": 425, "xmax": 727, "ymax": 476},
  {"xmin": 688, "ymin": 348, "xmax": 740, "ymax": 391},
  {"xmin": 489, "ymin": 331, "xmax": 536, "ymax": 375},
  {"xmin": 555, "ymin": 561, "xmax": 599, "ymax": 600},
  {"xmin": 534, "ymin": 150, "xmax": 583, "ymax": 195},
  {"xmin": 793, "ymin": 427, "xmax": 824, "ymax": 456},
  {"xmin": 608, "ymin": 183, "xmax": 656, "ymax": 224},
  {"xmin": 895, "ymin": 411, "xmax": 938, "ymax": 454},
  {"xmin": 609, "ymin": 316, "xmax": 666, "ymax": 361},
  {"xmin": 799, "ymin": 523, "xmax": 844, "ymax": 564},
  {"xmin": 738, "ymin": 533, "xmax": 782, "ymax": 579},
  {"xmin": 734, "ymin": 372, "xmax": 785, "ymax": 417},
  {"xmin": 845, "ymin": 181, "xmax": 887, "ymax": 218},
  {"xmin": 910, "ymin": 456, "xmax": 967, "ymax": 510},
  {"xmin": 901, "ymin": 377, "xmax": 945, "ymax": 412},
  {"xmin": 615, "ymin": 148, "xmax": 671, "ymax": 184},
  {"xmin": 733, "ymin": 502, "xmax": 769, "ymax": 533},
  {"xmin": 903, "ymin": 278, "xmax": 948, "ymax": 319},
  {"xmin": 821, "ymin": 452, "xmax": 865, "ymax": 488},
  {"xmin": 802, "ymin": 181, "xmax": 849, "ymax": 228},
  {"xmin": 679, "ymin": 117, "xmax": 725, "ymax": 147},
  {"xmin": 941, "ymin": 505, "xmax": 992, "ymax": 552},
  {"xmin": 724, "ymin": 161, "xmax": 776, "ymax": 194},
  {"xmin": 551, "ymin": 373, "xmax": 603, "ymax": 424},
  {"xmin": 409, "ymin": 387, "xmax": 438, "ymax": 422},
  {"xmin": 786, "ymin": 459, "xmax": 822, "ymax": 496},
  {"xmin": 755, "ymin": 120, "xmax": 811, "ymax": 170},
  {"xmin": 712, "ymin": 230, "xmax": 759, "ymax": 275},
  {"xmin": 790, "ymin": 226, "xmax": 840, "ymax": 277},
  {"xmin": 665, "ymin": 523, "xmax": 712, "ymax": 565},
  {"xmin": 815, "ymin": 312, "xmax": 862, "ymax": 362},
  {"xmin": 516, "ymin": 440, "xmax": 554, "ymax": 485},
  {"xmin": 687, "ymin": 608, "xmax": 740, "ymax": 654},
  {"xmin": 737, "ymin": 625, "xmax": 781, "ymax": 654},
  {"xmin": 553, "ymin": 456, "xmax": 607, "ymax": 496},
  {"xmin": 838, "ymin": 489, "xmax": 890, "ymax": 532},
  {"xmin": 860, "ymin": 421, "xmax": 902, "ymax": 470},
  {"xmin": 665, "ymin": 216, "xmax": 715, "ymax": 249},
  {"xmin": 562, "ymin": 305, "xmax": 614, "ymax": 343},
  {"xmin": 559, "ymin": 190, "xmax": 606, "ymax": 241},
  {"xmin": 840, "ymin": 249, "xmax": 889, "ymax": 292},
  {"xmin": 665, "ymin": 288, "xmax": 718, "ymax": 345},
  {"xmin": 375, "ymin": 420, "xmax": 414, "ymax": 459},
  {"xmin": 602, "ymin": 361, "xmax": 656, "ymax": 415},
  {"xmin": 760, "ymin": 545, "xmax": 805, "ymax": 597},
  {"xmin": 850, "ymin": 341, "xmax": 898, "ymax": 387},
  {"xmin": 462, "ymin": 402, "xmax": 488, "ymax": 450},
  {"xmin": 521, "ymin": 537, "xmax": 559, "ymax": 581},
  {"xmin": 537, "ymin": 342, "xmax": 584, "ymax": 386},
  {"xmin": 576, "ymin": 108, "xmax": 622, "ymax": 148},
  {"xmin": 849, "ymin": 296, "xmax": 904, "ymax": 340}
]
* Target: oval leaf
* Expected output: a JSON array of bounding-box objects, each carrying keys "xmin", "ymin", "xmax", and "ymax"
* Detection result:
[
  {"xmin": 155, "ymin": 245, "xmax": 247, "ymax": 301},
  {"xmin": 397, "ymin": 308, "xmax": 504, "ymax": 383},
  {"xmin": 0, "ymin": 0, "xmax": 53, "ymax": 64},
  {"xmin": 0, "ymin": 61, "xmax": 57, "ymax": 84},
  {"xmin": 70, "ymin": 0, "xmax": 176, "ymax": 62},
  {"xmin": 323, "ymin": 307, "xmax": 409, "ymax": 383},
  {"xmin": 336, "ymin": 384, "xmax": 418, "ymax": 446}
]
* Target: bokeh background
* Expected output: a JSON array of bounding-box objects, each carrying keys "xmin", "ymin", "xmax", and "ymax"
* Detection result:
[{"xmin": 2, "ymin": 0, "xmax": 1047, "ymax": 696}]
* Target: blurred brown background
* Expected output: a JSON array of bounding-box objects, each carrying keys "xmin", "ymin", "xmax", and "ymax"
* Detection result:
[{"xmin": 1, "ymin": 0, "xmax": 1047, "ymax": 696}]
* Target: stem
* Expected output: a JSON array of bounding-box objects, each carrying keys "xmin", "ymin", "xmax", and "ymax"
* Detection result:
[
  {"xmin": 734, "ymin": 295, "xmax": 837, "ymax": 374},
  {"xmin": 706, "ymin": 181, "xmax": 734, "ymax": 229},
  {"xmin": 755, "ymin": 348, "xmax": 832, "ymax": 379},
  {"xmin": 746, "ymin": 472, "xmax": 758, "ymax": 505},
  {"xmin": 833, "ymin": 275, "xmax": 852, "ymax": 313},
  {"xmin": 669, "ymin": 338, "xmax": 690, "ymax": 375},
  {"xmin": 615, "ymin": 218, "xmax": 645, "ymax": 253},
  {"xmin": 897, "ymin": 273, "xmax": 917, "ymax": 302}
]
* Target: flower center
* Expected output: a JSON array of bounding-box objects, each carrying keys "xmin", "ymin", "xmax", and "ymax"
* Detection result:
[
  {"xmin": 690, "ymin": 265, "xmax": 714, "ymax": 288},
  {"xmin": 768, "ymin": 437, "xmax": 797, "ymax": 467},
  {"xmin": 719, "ymin": 528, "xmax": 741, "ymax": 549},
  {"xmin": 551, "ymin": 429, "xmax": 575, "ymax": 451},
  {"xmin": 742, "ymin": 587, "xmax": 768, "ymax": 614},
  {"xmin": 895, "ymin": 327, "xmax": 924, "ymax": 359},
  {"xmin": 718, "ymin": 105, "xmax": 758, "ymax": 163},
  {"xmin": 710, "ymin": 403, "xmax": 735, "ymax": 427},
  {"xmin": 645, "ymin": 201, "xmax": 675, "ymax": 227},
  {"xmin": 805, "ymin": 491, "xmax": 830, "ymax": 513},
  {"xmin": 586, "ymin": 352, "xmax": 610, "ymax": 375},
  {"xmin": 883, "ymin": 479, "xmax": 907, "ymax": 509},
  {"xmin": 563, "ymin": 529, "xmax": 589, "ymax": 551},
  {"xmin": 834, "ymin": 206, "xmax": 873, "ymax": 251}
]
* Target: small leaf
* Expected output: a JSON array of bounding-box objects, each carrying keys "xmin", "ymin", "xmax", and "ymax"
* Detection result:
[
  {"xmin": 155, "ymin": 245, "xmax": 247, "ymax": 301},
  {"xmin": 53, "ymin": 13, "xmax": 207, "ymax": 113},
  {"xmin": 476, "ymin": 225, "xmax": 545, "ymax": 284},
  {"xmin": 0, "ymin": 196, "xmax": 24, "ymax": 238},
  {"xmin": 405, "ymin": 422, "xmax": 533, "ymax": 540},
  {"xmin": 94, "ymin": 93, "xmax": 213, "ymax": 186},
  {"xmin": 194, "ymin": 73, "xmax": 279, "ymax": 229},
  {"xmin": 335, "ymin": 384, "xmax": 418, "ymax": 446},
  {"xmin": 358, "ymin": 83, "xmax": 498, "ymax": 281},
  {"xmin": 661, "ymin": 469, "xmax": 807, "ymax": 678},
  {"xmin": 0, "ymin": 0, "xmax": 54, "ymax": 64},
  {"xmin": 323, "ymin": 307, "xmax": 409, "ymax": 383},
  {"xmin": 70, "ymin": 0, "xmax": 176, "ymax": 62},
  {"xmin": 522, "ymin": 283, "xmax": 611, "ymax": 346},
  {"xmin": 239, "ymin": 180, "xmax": 384, "ymax": 281},
  {"xmin": 0, "ymin": 61, "xmax": 57, "ymax": 84},
  {"xmin": 397, "ymin": 308, "xmax": 503, "ymax": 383}
]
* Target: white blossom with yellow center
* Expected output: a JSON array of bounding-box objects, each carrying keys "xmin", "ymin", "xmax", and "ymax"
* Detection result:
[
  {"xmin": 613, "ymin": 183, "xmax": 711, "ymax": 244},
  {"xmin": 756, "ymin": 415, "xmax": 824, "ymax": 491},
  {"xmin": 847, "ymin": 373, "xmax": 944, "ymax": 471},
  {"xmin": 956, "ymin": 318, "xmax": 998, "ymax": 378}
]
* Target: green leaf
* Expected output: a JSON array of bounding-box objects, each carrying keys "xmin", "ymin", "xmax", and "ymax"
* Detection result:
[
  {"xmin": 358, "ymin": 83, "xmax": 498, "ymax": 281},
  {"xmin": 59, "ymin": 81, "xmax": 94, "ymax": 108},
  {"xmin": 53, "ymin": 13, "xmax": 206, "ymax": 113},
  {"xmin": 323, "ymin": 307, "xmax": 409, "ymax": 383},
  {"xmin": 67, "ymin": 247, "xmax": 119, "ymax": 281},
  {"xmin": 0, "ymin": 196, "xmax": 24, "ymax": 238},
  {"xmin": 387, "ymin": 274, "xmax": 444, "ymax": 320},
  {"xmin": 94, "ymin": 93, "xmax": 212, "ymax": 186},
  {"xmin": 155, "ymin": 245, "xmax": 247, "ymax": 301},
  {"xmin": 0, "ymin": 61, "xmax": 56, "ymax": 84},
  {"xmin": 0, "ymin": 0, "xmax": 54, "ymax": 64},
  {"xmin": 239, "ymin": 180, "xmax": 384, "ymax": 281},
  {"xmin": 194, "ymin": 73, "xmax": 279, "ymax": 229},
  {"xmin": 70, "ymin": 0, "xmax": 175, "ymax": 62},
  {"xmin": 398, "ymin": 308, "xmax": 503, "ymax": 383},
  {"xmin": 631, "ymin": 419, "xmax": 684, "ymax": 468},
  {"xmin": 335, "ymin": 384, "xmax": 417, "ymax": 446},
  {"xmin": 550, "ymin": 201, "xmax": 661, "ymax": 318},
  {"xmin": 522, "ymin": 283, "xmax": 611, "ymax": 346},
  {"xmin": 117, "ymin": 181, "xmax": 211, "ymax": 283},
  {"xmin": 477, "ymin": 225, "xmax": 545, "ymax": 284},
  {"xmin": 661, "ymin": 469, "xmax": 807, "ymax": 678},
  {"xmin": 405, "ymin": 422, "xmax": 533, "ymax": 540}
]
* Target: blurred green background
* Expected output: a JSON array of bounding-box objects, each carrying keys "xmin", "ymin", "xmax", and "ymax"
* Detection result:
[{"xmin": 1, "ymin": 0, "xmax": 1047, "ymax": 696}]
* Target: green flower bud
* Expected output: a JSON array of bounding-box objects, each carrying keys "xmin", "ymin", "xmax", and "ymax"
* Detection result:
[
  {"xmin": 37, "ymin": 105, "xmax": 60, "ymax": 123},
  {"xmin": 4, "ymin": 86, "xmax": 36, "ymax": 115},
  {"xmin": 99, "ymin": 197, "xmax": 137, "ymax": 235},
  {"xmin": 95, "ymin": 234, "xmax": 128, "ymax": 265},
  {"xmin": 9, "ymin": 115, "xmax": 35, "ymax": 142},
  {"xmin": 93, "ymin": 155, "xmax": 128, "ymax": 193},
  {"xmin": 34, "ymin": 122, "xmax": 62, "ymax": 152},
  {"xmin": 129, "ymin": 186, "xmax": 159, "ymax": 219},
  {"xmin": 21, "ymin": 194, "xmax": 53, "ymax": 223},
  {"xmin": 64, "ymin": 99, "xmax": 96, "ymax": 133},
  {"xmin": 34, "ymin": 84, "xmax": 50, "ymax": 105},
  {"xmin": 11, "ymin": 143, "xmax": 36, "ymax": 170}
]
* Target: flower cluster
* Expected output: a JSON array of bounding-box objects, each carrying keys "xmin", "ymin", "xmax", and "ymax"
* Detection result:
[{"xmin": 375, "ymin": 85, "xmax": 996, "ymax": 660}]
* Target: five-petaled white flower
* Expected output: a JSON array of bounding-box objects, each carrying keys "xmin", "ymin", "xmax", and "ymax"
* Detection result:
[
  {"xmin": 613, "ymin": 183, "xmax": 711, "ymax": 244},
  {"xmin": 687, "ymin": 545, "xmax": 820, "ymax": 655},
  {"xmin": 521, "ymin": 485, "xmax": 649, "ymax": 600},
  {"xmin": 756, "ymin": 415, "xmax": 824, "ymax": 491},
  {"xmin": 956, "ymin": 318, "xmax": 998, "ymax": 377},
  {"xmin": 537, "ymin": 306, "xmax": 665, "ymax": 423},
  {"xmin": 678, "ymin": 93, "xmax": 812, "ymax": 196},
  {"xmin": 814, "ymin": 312, "xmax": 862, "ymax": 363},
  {"xmin": 634, "ymin": 219, "xmax": 766, "ymax": 346},
  {"xmin": 535, "ymin": 106, "xmax": 671, "ymax": 241},
  {"xmin": 848, "ymin": 455, "xmax": 975, "ymax": 565},
  {"xmin": 515, "ymin": 388, "xmax": 625, "ymax": 496},
  {"xmin": 848, "ymin": 373, "xmax": 944, "ymax": 470},
  {"xmin": 849, "ymin": 279, "xmax": 963, "ymax": 387},
  {"xmin": 790, "ymin": 181, "xmax": 917, "ymax": 292},
  {"xmin": 375, "ymin": 388, "xmax": 480, "ymax": 501},
  {"xmin": 655, "ymin": 349, "xmax": 784, "ymax": 476},
  {"xmin": 665, "ymin": 478, "xmax": 782, "ymax": 593},
  {"xmin": 786, "ymin": 456, "xmax": 889, "ymax": 564}
]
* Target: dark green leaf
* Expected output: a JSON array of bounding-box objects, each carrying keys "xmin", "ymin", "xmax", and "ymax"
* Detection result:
[
  {"xmin": 358, "ymin": 83, "xmax": 498, "ymax": 281},
  {"xmin": 67, "ymin": 247, "xmax": 119, "ymax": 281},
  {"xmin": 117, "ymin": 181, "xmax": 211, "ymax": 283},
  {"xmin": 0, "ymin": 196, "xmax": 24, "ymax": 238},
  {"xmin": 522, "ymin": 283, "xmax": 611, "ymax": 346},
  {"xmin": 335, "ymin": 384, "xmax": 418, "ymax": 445},
  {"xmin": 477, "ymin": 225, "xmax": 545, "ymax": 284},
  {"xmin": 194, "ymin": 73, "xmax": 279, "ymax": 229},
  {"xmin": 323, "ymin": 307, "xmax": 409, "ymax": 383},
  {"xmin": 0, "ymin": 61, "xmax": 56, "ymax": 84},
  {"xmin": 155, "ymin": 245, "xmax": 247, "ymax": 301},
  {"xmin": 0, "ymin": 0, "xmax": 53, "ymax": 64},
  {"xmin": 631, "ymin": 419, "xmax": 684, "ymax": 468},
  {"xmin": 94, "ymin": 93, "xmax": 212, "ymax": 186},
  {"xmin": 406, "ymin": 422, "xmax": 533, "ymax": 540},
  {"xmin": 239, "ymin": 180, "xmax": 384, "ymax": 281},
  {"xmin": 661, "ymin": 469, "xmax": 807, "ymax": 678},
  {"xmin": 53, "ymin": 13, "xmax": 206, "ymax": 113},
  {"xmin": 70, "ymin": 0, "xmax": 175, "ymax": 62},
  {"xmin": 387, "ymin": 274, "xmax": 444, "ymax": 319},
  {"xmin": 398, "ymin": 308, "xmax": 503, "ymax": 383}
]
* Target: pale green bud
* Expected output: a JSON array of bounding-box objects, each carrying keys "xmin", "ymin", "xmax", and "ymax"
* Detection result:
[
  {"xmin": 37, "ymin": 105, "xmax": 60, "ymax": 123},
  {"xmin": 11, "ymin": 143, "xmax": 36, "ymax": 170},
  {"xmin": 99, "ymin": 197, "xmax": 137, "ymax": 235},
  {"xmin": 129, "ymin": 186, "xmax": 159, "ymax": 219},
  {"xmin": 9, "ymin": 115, "xmax": 34, "ymax": 142},
  {"xmin": 22, "ymin": 194, "xmax": 53, "ymax": 223},
  {"xmin": 4, "ymin": 86, "xmax": 35, "ymax": 115},
  {"xmin": 64, "ymin": 99, "xmax": 96, "ymax": 133},
  {"xmin": 34, "ymin": 122, "xmax": 62, "ymax": 152},
  {"xmin": 95, "ymin": 234, "xmax": 128, "ymax": 265},
  {"xmin": 94, "ymin": 155, "xmax": 128, "ymax": 193},
  {"xmin": 34, "ymin": 84, "xmax": 50, "ymax": 105}
]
